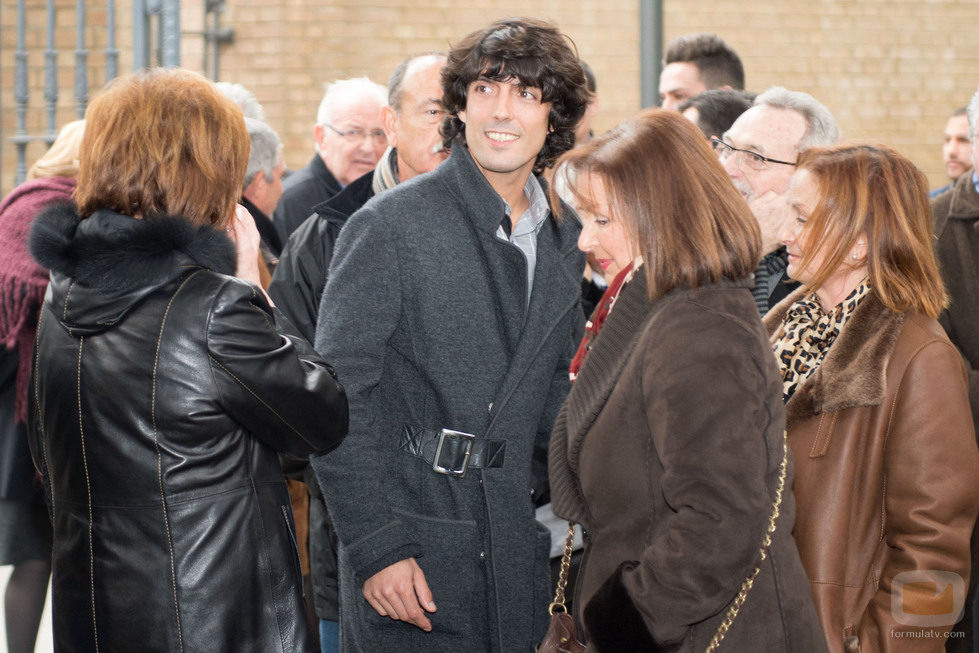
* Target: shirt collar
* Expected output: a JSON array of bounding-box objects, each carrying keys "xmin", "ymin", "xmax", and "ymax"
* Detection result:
[{"xmin": 503, "ymin": 174, "xmax": 549, "ymax": 237}]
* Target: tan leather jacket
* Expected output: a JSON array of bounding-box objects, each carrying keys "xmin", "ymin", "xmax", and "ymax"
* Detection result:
[{"xmin": 766, "ymin": 290, "xmax": 979, "ymax": 652}]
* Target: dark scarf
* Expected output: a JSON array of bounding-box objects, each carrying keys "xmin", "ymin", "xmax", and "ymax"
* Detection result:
[{"xmin": 0, "ymin": 176, "xmax": 76, "ymax": 422}]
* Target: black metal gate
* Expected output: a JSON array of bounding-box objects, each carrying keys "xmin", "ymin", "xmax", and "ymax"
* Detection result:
[{"xmin": 1, "ymin": 0, "xmax": 232, "ymax": 193}]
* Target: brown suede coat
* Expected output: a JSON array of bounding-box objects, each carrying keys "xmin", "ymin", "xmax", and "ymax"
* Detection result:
[
  {"xmin": 765, "ymin": 289, "xmax": 979, "ymax": 653},
  {"xmin": 550, "ymin": 274, "xmax": 825, "ymax": 652}
]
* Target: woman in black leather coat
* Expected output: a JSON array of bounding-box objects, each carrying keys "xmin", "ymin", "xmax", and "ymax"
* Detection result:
[{"xmin": 27, "ymin": 68, "xmax": 348, "ymax": 653}]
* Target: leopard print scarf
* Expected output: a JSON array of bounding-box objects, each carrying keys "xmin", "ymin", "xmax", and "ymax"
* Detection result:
[{"xmin": 772, "ymin": 280, "xmax": 871, "ymax": 402}]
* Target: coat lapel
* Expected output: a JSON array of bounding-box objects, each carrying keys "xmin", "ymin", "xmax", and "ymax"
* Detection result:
[
  {"xmin": 486, "ymin": 212, "xmax": 583, "ymax": 423},
  {"xmin": 764, "ymin": 288, "xmax": 905, "ymax": 426},
  {"xmin": 562, "ymin": 273, "xmax": 658, "ymax": 474}
]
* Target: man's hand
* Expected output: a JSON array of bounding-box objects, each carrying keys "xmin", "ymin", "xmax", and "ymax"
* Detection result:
[
  {"xmin": 363, "ymin": 558, "xmax": 437, "ymax": 631},
  {"xmin": 748, "ymin": 190, "xmax": 790, "ymax": 255}
]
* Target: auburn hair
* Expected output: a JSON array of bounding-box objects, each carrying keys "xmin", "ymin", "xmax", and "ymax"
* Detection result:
[
  {"xmin": 794, "ymin": 144, "xmax": 947, "ymax": 318},
  {"xmin": 75, "ymin": 67, "xmax": 248, "ymax": 228},
  {"xmin": 551, "ymin": 108, "xmax": 760, "ymax": 299}
]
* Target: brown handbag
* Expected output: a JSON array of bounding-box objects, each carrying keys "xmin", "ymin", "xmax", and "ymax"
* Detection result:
[{"xmin": 537, "ymin": 522, "xmax": 586, "ymax": 652}]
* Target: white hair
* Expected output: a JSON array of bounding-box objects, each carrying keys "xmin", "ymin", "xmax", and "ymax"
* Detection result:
[
  {"xmin": 967, "ymin": 88, "xmax": 979, "ymax": 141},
  {"xmin": 754, "ymin": 86, "xmax": 839, "ymax": 149},
  {"xmin": 243, "ymin": 117, "xmax": 282, "ymax": 189},
  {"xmin": 215, "ymin": 81, "xmax": 266, "ymax": 121},
  {"xmin": 315, "ymin": 77, "xmax": 388, "ymax": 126}
]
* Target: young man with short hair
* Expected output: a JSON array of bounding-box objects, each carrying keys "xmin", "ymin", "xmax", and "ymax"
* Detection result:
[{"xmin": 310, "ymin": 18, "xmax": 589, "ymax": 652}]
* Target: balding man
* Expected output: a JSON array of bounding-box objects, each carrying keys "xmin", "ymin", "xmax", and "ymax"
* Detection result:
[{"xmin": 274, "ymin": 77, "xmax": 387, "ymax": 241}]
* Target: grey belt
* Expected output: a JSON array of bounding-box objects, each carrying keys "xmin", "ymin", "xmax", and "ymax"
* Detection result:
[{"xmin": 399, "ymin": 424, "xmax": 506, "ymax": 478}]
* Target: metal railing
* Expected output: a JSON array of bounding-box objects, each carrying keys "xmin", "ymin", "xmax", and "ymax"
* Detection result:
[{"xmin": 2, "ymin": 0, "xmax": 230, "ymax": 191}]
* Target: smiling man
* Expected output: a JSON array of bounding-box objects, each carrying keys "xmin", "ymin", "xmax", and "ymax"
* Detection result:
[{"xmin": 310, "ymin": 18, "xmax": 589, "ymax": 652}]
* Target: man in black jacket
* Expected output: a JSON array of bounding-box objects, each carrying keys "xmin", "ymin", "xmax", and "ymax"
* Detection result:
[
  {"xmin": 270, "ymin": 53, "xmax": 448, "ymax": 338},
  {"xmin": 268, "ymin": 52, "xmax": 447, "ymax": 653},
  {"xmin": 273, "ymin": 77, "xmax": 387, "ymax": 242}
]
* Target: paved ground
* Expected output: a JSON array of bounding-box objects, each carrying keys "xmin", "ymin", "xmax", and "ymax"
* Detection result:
[{"xmin": 0, "ymin": 565, "xmax": 53, "ymax": 652}]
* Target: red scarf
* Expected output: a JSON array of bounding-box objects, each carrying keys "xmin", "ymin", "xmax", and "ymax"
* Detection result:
[
  {"xmin": 0, "ymin": 176, "xmax": 76, "ymax": 423},
  {"xmin": 569, "ymin": 262, "xmax": 635, "ymax": 381}
]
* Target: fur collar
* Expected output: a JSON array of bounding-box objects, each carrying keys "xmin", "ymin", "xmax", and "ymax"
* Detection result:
[
  {"xmin": 31, "ymin": 203, "xmax": 236, "ymax": 288},
  {"xmin": 764, "ymin": 287, "xmax": 904, "ymax": 426},
  {"xmin": 30, "ymin": 203, "xmax": 236, "ymax": 335}
]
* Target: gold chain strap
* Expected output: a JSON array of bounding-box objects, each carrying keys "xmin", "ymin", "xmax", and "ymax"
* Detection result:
[
  {"xmin": 549, "ymin": 521, "xmax": 577, "ymax": 615},
  {"xmin": 705, "ymin": 430, "xmax": 789, "ymax": 652}
]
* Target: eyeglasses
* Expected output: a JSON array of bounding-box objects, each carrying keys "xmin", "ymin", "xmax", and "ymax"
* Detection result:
[
  {"xmin": 324, "ymin": 124, "xmax": 387, "ymax": 144},
  {"xmin": 711, "ymin": 137, "xmax": 797, "ymax": 171}
]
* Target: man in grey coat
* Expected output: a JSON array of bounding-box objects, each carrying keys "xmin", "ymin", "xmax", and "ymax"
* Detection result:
[{"xmin": 311, "ymin": 18, "xmax": 590, "ymax": 652}]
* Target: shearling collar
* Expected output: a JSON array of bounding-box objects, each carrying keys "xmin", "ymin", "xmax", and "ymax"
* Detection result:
[
  {"xmin": 764, "ymin": 287, "xmax": 904, "ymax": 426},
  {"xmin": 30, "ymin": 203, "xmax": 236, "ymax": 335}
]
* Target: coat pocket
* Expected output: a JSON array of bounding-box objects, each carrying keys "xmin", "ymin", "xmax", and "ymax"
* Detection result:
[{"xmin": 374, "ymin": 508, "xmax": 479, "ymax": 641}]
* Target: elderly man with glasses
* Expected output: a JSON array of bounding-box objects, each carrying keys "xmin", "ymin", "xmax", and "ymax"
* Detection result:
[
  {"xmin": 275, "ymin": 77, "xmax": 388, "ymax": 241},
  {"xmin": 714, "ymin": 86, "xmax": 839, "ymax": 313}
]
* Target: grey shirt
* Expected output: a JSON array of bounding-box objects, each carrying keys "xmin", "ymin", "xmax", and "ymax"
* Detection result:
[{"xmin": 496, "ymin": 174, "xmax": 550, "ymax": 303}]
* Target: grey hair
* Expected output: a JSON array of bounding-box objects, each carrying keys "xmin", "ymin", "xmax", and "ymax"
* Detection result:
[
  {"xmin": 315, "ymin": 77, "xmax": 387, "ymax": 126},
  {"xmin": 243, "ymin": 117, "xmax": 282, "ymax": 189},
  {"xmin": 215, "ymin": 82, "xmax": 266, "ymax": 121},
  {"xmin": 754, "ymin": 86, "xmax": 839, "ymax": 150},
  {"xmin": 968, "ymin": 89, "xmax": 979, "ymax": 140}
]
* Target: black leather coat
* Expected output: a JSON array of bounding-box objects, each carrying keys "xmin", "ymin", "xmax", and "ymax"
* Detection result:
[{"xmin": 28, "ymin": 205, "xmax": 348, "ymax": 652}]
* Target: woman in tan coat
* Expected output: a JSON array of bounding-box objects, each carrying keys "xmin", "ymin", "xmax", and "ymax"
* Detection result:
[
  {"xmin": 768, "ymin": 143, "xmax": 979, "ymax": 652},
  {"xmin": 548, "ymin": 109, "xmax": 824, "ymax": 652}
]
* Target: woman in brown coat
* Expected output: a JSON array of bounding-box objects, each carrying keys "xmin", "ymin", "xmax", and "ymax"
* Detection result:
[
  {"xmin": 768, "ymin": 144, "xmax": 979, "ymax": 652},
  {"xmin": 548, "ymin": 109, "xmax": 825, "ymax": 652}
]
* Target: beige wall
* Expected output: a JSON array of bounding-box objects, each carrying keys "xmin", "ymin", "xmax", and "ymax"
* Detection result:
[{"xmin": 2, "ymin": 1, "xmax": 977, "ymax": 196}]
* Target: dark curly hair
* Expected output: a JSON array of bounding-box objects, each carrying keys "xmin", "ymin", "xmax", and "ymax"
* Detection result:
[{"xmin": 440, "ymin": 18, "xmax": 590, "ymax": 173}]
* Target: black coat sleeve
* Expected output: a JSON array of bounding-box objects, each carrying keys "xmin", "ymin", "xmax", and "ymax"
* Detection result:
[
  {"xmin": 206, "ymin": 277, "xmax": 348, "ymax": 457},
  {"xmin": 268, "ymin": 215, "xmax": 342, "ymax": 344}
]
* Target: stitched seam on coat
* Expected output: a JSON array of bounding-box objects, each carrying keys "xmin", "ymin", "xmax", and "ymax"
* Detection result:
[
  {"xmin": 76, "ymin": 337, "xmax": 99, "ymax": 652},
  {"xmin": 63, "ymin": 279, "xmax": 75, "ymax": 322},
  {"xmin": 152, "ymin": 273, "xmax": 199, "ymax": 653},
  {"xmin": 810, "ymin": 580, "xmax": 867, "ymax": 588},
  {"xmin": 206, "ymin": 355, "xmax": 317, "ymax": 448}
]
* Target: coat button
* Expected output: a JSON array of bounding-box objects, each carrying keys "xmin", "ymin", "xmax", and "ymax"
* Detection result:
[
  {"xmin": 479, "ymin": 551, "xmax": 486, "ymax": 560},
  {"xmin": 488, "ymin": 402, "xmax": 493, "ymax": 412}
]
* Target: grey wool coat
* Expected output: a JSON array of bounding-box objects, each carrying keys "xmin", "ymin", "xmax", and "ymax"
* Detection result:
[{"xmin": 311, "ymin": 145, "xmax": 585, "ymax": 652}]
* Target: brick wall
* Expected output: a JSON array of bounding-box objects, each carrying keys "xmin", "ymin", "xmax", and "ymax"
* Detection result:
[{"xmin": 2, "ymin": 1, "xmax": 976, "ymax": 196}]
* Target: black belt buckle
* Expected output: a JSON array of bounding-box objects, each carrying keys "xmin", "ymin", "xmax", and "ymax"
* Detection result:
[{"xmin": 432, "ymin": 428, "xmax": 476, "ymax": 478}]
